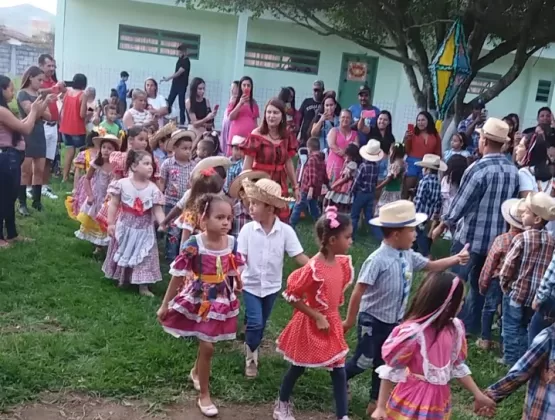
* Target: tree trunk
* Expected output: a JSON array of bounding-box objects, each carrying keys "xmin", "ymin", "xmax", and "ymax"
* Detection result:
[{"xmin": 402, "ymin": 63, "xmax": 427, "ymax": 110}]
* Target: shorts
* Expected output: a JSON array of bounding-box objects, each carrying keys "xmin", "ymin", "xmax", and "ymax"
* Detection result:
[
  {"xmin": 62, "ymin": 133, "xmax": 86, "ymax": 149},
  {"xmin": 405, "ymin": 156, "xmax": 423, "ymax": 178},
  {"xmin": 44, "ymin": 122, "xmax": 58, "ymax": 160}
]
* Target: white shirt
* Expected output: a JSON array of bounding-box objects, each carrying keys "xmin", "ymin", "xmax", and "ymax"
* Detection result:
[
  {"xmin": 148, "ymin": 94, "xmax": 167, "ymax": 127},
  {"xmin": 238, "ymin": 219, "xmax": 304, "ymax": 297}
]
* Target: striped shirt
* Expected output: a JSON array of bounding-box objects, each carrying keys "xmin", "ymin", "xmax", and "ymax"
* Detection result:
[
  {"xmin": 444, "ymin": 153, "xmax": 519, "ymax": 256},
  {"xmin": 357, "ymin": 243, "xmax": 429, "ymax": 323},
  {"xmin": 500, "ymin": 229, "xmax": 555, "ymax": 307}
]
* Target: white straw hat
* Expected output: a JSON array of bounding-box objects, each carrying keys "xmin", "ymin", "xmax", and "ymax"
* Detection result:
[
  {"xmin": 415, "ymin": 154, "xmax": 447, "ymax": 171},
  {"xmin": 92, "ymin": 133, "xmax": 121, "ymax": 151},
  {"xmin": 525, "ymin": 191, "xmax": 555, "ymax": 222},
  {"xmin": 242, "ymin": 178, "xmax": 294, "ymax": 209},
  {"xmin": 476, "ymin": 118, "xmax": 510, "ymax": 143},
  {"xmin": 369, "ymin": 200, "xmax": 428, "ymax": 227},
  {"xmin": 359, "ymin": 139, "xmax": 384, "ymax": 162},
  {"xmin": 229, "ymin": 170, "xmax": 269, "ymax": 199},
  {"xmin": 231, "ymin": 135, "xmax": 246, "ymax": 146},
  {"xmin": 191, "ymin": 156, "xmax": 232, "ymax": 178},
  {"xmin": 166, "ymin": 129, "xmax": 197, "ymax": 150},
  {"xmin": 501, "ymin": 198, "xmax": 525, "ymax": 229}
]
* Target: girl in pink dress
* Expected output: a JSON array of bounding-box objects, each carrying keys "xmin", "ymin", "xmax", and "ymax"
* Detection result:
[
  {"xmin": 157, "ymin": 194, "xmax": 244, "ymax": 418},
  {"xmin": 274, "ymin": 207, "xmax": 354, "ymax": 420},
  {"xmin": 326, "ymin": 109, "xmax": 359, "ymax": 183},
  {"xmin": 102, "ymin": 150, "xmax": 165, "ymax": 297},
  {"xmin": 371, "ymin": 272, "xmax": 495, "ymax": 420},
  {"xmin": 226, "ymin": 76, "xmax": 259, "ymax": 155},
  {"xmin": 325, "ymin": 143, "xmax": 361, "ymax": 213}
]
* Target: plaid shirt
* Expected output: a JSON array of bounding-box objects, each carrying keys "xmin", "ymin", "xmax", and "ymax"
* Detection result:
[
  {"xmin": 160, "ymin": 157, "xmax": 195, "ymax": 206},
  {"xmin": 444, "ymin": 154, "xmax": 519, "ymax": 256},
  {"xmin": 500, "ymin": 229, "xmax": 555, "ymax": 307},
  {"xmin": 231, "ymin": 200, "xmax": 251, "ymax": 238},
  {"xmin": 300, "ymin": 153, "xmax": 328, "ymax": 197},
  {"xmin": 457, "ymin": 114, "xmax": 483, "ymax": 154},
  {"xmin": 485, "ymin": 325, "xmax": 555, "ymax": 420},
  {"xmin": 224, "ymin": 158, "xmax": 243, "ymax": 194},
  {"xmin": 536, "ymin": 254, "xmax": 555, "ymax": 307},
  {"xmin": 479, "ymin": 229, "xmax": 520, "ymax": 291},
  {"xmin": 414, "ymin": 173, "xmax": 441, "ymax": 219},
  {"xmin": 352, "ymin": 160, "xmax": 379, "ymax": 194}
]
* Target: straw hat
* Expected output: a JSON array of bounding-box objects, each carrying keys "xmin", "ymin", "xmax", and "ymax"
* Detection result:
[
  {"xmin": 149, "ymin": 121, "xmax": 177, "ymax": 149},
  {"xmin": 191, "ymin": 156, "xmax": 232, "ymax": 178},
  {"xmin": 415, "ymin": 154, "xmax": 447, "ymax": 171},
  {"xmin": 167, "ymin": 129, "xmax": 197, "ymax": 151},
  {"xmin": 476, "ymin": 118, "xmax": 510, "ymax": 143},
  {"xmin": 231, "ymin": 135, "xmax": 246, "ymax": 146},
  {"xmin": 359, "ymin": 139, "xmax": 384, "ymax": 162},
  {"xmin": 501, "ymin": 198, "xmax": 526, "ymax": 229},
  {"xmin": 242, "ymin": 178, "xmax": 294, "ymax": 209},
  {"xmin": 92, "ymin": 134, "xmax": 121, "ymax": 151},
  {"xmin": 525, "ymin": 191, "xmax": 555, "ymax": 222},
  {"xmin": 369, "ymin": 200, "xmax": 428, "ymax": 227},
  {"xmin": 229, "ymin": 170, "xmax": 269, "ymax": 199}
]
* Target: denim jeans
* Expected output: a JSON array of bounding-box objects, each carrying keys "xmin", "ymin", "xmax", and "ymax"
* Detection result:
[
  {"xmin": 351, "ymin": 192, "xmax": 374, "ymax": 240},
  {"xmin": 280, "ymin": 365, "xmax": 348, "ymax": 418},
  {"xmin": 481, "ymin": 278, "xmax": 503, "ymax": 341},
  {"xmin": 458, "ymin": 250, "xmax": 487, "ymax": 336},
  {"xmin": 0, "ymin": 147, "xmax": 22, "ymax": 240},
  {"xmin": 345, "ymin": 312, "xmax": 397, "ymax": 401},
  {"xmin": 415, "ymin": 226, "xmax": 431, "ymax": 256},
  {"xmin": 289, "ymin": 191, "xmax": 321, "ymax": 228},
  {"xmin": 502, "ymin": 296, "xmax": 531, "ymax": 366},
  {"xmin": 164, "ymin": 203, "xmax": 181, "ymax": 262},
  {"xmin": 528, "ymin": 298, "xmax": 555, "ymax": 343},
  {"xmin": 244, "ymin": 290, "xmax": 279, "ymax": 352}
]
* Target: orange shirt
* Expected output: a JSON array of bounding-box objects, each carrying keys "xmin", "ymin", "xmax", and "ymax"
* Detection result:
[{"xmin": 406, "ymin": 132, "xmax": 442, "ymax": 159}]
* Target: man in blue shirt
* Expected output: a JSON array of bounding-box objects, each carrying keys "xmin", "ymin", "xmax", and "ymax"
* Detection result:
[
  {"xmin": 349, "ymin": 85, "xmax": 380, "ymax": 146},
  {"xmin": 116, "ymin": 71, "xmax": 129, "ymax": 115}
]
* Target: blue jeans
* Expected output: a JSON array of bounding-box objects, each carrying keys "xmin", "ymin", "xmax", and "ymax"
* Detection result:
[
  {"xmin": 61, "ymin": 133, "xmax": 86, "ymax": 149},
  {"xmin": 457, "ymin": 249, "xmax": 487, "ymax": 336},
  {"xmin": 244, "ymin": 290, "xmax": 279, "ymax": 352},
  {"xmin": 164, "ymin": 203, "xmax": 181, "ymax": 262},
  {"xmin": 351, "ymin": 192, "xmax": 374, "ymax": 239},
  {"xmin": 345, "ymin": 312, "xmax": 397, "ymax": 401},
  {"xmin": 481, "ymin": 278, "xmax": 502, "ymax": 341},
  {"xmin": 502, "ymin": 296, "xmax": 531, "ymax": 366},
  {"xmin": 289, "ymin": 191, "xmax": 320, "ymax": 228},
  {"xmin": 528, "ymin": 298, "xmax": 555, "ymax": 343},
  {"xmin": 415, "ymin": 226, "xmax": 431, "ymax": 256}
]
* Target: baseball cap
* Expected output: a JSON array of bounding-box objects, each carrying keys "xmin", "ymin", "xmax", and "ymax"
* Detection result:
[
  {"xmin": 313, "ymin": 80, "xmax": 325, "ymax": 90},
  {"xmin": 359, "ymin": 85, "xmax": 371, "ymax": 94}
]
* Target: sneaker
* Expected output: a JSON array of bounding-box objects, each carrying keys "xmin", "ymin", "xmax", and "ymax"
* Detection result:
[
  {"xmin": 26, "ymin": 187, "xmax": 32, "ymax": 199},
  {"xmin": 273, "ymin": 401, "xmax": 295, "ymax": 420},
  {"xmin": 42, "ymin": 186, "xmax": 58, "ymax": 199}
]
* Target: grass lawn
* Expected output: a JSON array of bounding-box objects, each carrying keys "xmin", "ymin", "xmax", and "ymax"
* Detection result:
[{"xmin": 0, "ymin": 183, "xmax": 525, "ymax": 419}]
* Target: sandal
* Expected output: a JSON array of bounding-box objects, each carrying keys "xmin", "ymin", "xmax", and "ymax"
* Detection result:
[
  {"xmin": 189, "ymin": 368, "xmax": 200, "ymax": 391},
  {"xmin": 197, "ymin": 399, "xmax": 218, "ymax": 417},
  {"xmin": 0, "ymin": 240, "xmax": 10, "ymax": 249}
]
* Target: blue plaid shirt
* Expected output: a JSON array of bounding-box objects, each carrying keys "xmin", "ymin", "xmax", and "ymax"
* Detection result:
[
  {"xmin": 457, "ymin": 114, "xmax": 483, "ymax": 155},
  {"xmin": 352, "ymin": 161, "xmax": 379, "ymax": 194},
  {"xmin": 224, "ymin": 158, "xmax": 244, "ymax": 194},
  {"xmin": 414, "ymin": 173, "xmax": 441, "ymax": 219},
  {"xmin": 444, "ymin": 153, "xmax": 519, "ymax": 255},
  {"xmin": 486, "ymin": 325, "xmax": 555, "ymax": 420}
]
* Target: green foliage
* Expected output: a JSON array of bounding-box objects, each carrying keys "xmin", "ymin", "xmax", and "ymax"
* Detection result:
[{"xmin": 8, "ymin": 76, "xmax": 21, "ymax": 116}]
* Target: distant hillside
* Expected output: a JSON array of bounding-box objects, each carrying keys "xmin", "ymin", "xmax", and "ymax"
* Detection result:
[{"xmin": 0, "ymin": 4, "xmax": 55, "ymax": 36}]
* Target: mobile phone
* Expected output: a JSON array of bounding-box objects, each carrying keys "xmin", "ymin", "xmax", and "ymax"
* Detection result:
[
  {"xmin": 362, "ymin": 109, "xmax": 376, "ymax": 119},
  {"xmin": 407, "ymin": 123, "xmax": 415, "ymax": 134},
  {"xmin": 38, "ymin": 90, "xmax": 49, "ymax": 99},
  {"xmin": 64, "ymin": 81, "xmax": 75, "ymax": 88},
  {"xmin": 213, "ymin": 104, "xmax": 219, "ymax": 112}
]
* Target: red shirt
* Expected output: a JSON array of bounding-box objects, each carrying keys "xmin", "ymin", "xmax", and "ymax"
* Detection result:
[
  {"xmin": 59, "ymin": 91, "xmax": 86, "ymax": 136},
  {"xmin": 41, "ymin": 77, "xmax": 59, "ymax": 122},
  {"xmin": 301, "ymin": 153, "xmax": 328, "ymax": 197}
]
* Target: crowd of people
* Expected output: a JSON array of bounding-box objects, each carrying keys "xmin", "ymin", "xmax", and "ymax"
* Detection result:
[{"xmin": 1, "ymin": 44, "xmax": 555, "ymax": 420}]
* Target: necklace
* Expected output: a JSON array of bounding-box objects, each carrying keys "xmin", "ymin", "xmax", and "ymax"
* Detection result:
[{"xmin": 268, "ymin": 131, "xmax": 281, "ymax": 141}]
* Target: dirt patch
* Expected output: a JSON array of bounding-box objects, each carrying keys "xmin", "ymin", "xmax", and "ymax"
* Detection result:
[
  {"xmin": 0, "ymin": 315, "xmax": 66, "ymax": 334},
  {"xmin": 1, "ymin": 393, "xmax": 336, "ymax": 420}
]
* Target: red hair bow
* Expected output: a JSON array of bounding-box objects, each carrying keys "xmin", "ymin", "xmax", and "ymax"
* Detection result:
[{"xmin": 201, "ymin": 167, "xmax": 216, "ymax": 177}]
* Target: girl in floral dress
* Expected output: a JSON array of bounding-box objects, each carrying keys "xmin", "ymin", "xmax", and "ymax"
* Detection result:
[
  {"xmin": 325, "ymin": 143, "xmax": 361, "ymax": 213},
  {"xmin": 274, "ymin": 207, "xmax": 354, "ymax": 420},
  {"xmin": 75, "ymin": 134, "xmax": 120, "ymax": 253},
  {"xmin": 371, "ymin": 272, "xmax": 495, "ymax": 420},
  {"xmin": 102, "ymin": 150, "xmax": 165, "ymax": 297},
  {"xmin": 157, "ymin": 194, "xmax": 244, "ymax": 418}
]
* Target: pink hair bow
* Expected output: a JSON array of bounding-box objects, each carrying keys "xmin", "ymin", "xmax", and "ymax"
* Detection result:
[{"xmin": 325, "ymin": 206, "xmax": 340, "ymax": 228}]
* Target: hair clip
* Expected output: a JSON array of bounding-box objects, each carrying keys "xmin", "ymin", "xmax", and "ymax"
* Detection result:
[
  {"xmin": 201, "ymin": 200, "xmax": 210, "ymax": 219},
  {"xmin": 200, "ymin": 167, "xmax": 216, "ymax": 177},
  {"xmin": 325, "ymin": 206, "xmax": 340, "ymax": 228}
]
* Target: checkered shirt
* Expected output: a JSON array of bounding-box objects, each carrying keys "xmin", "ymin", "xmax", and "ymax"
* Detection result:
[
  {"xmin": 232, "ymin": 200, "xmax": 251, "ymax": 238},
  {"xmin": 224, "ymin": 158, "xmax": 243, "ymax": 194},
  {"xmin": 457, "ymin": 114, "xmax": 483, "ymax": 154},
  {"xmin": 300, "ymin": 153, "xmax": 328, "ymax": 197},
  {"xmin": 351, "ymin": 160, "xmax": 379, "ymax": 194},
  {"xmin": 479, "ymin": 230, "xmax": 519, "ymax": 291},
  {"xmin": 414, "ymin": 173, "xmax": 442, "ymax": 220},
  {"xmin": 160, "ymin": 157, "xmax": 195, "ymax": 206},
  {"xmin": 536, "ymin": 253, "xmax": 555, "ymax": 307}
]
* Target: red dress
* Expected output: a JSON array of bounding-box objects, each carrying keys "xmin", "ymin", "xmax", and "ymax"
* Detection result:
[
  {"xmin": 277, "ymin": 255, "xmax": 354, "ymax": 368},
  {"xmin": 240, "ymin": 133, "xmax": 298, "ymax": 220}
]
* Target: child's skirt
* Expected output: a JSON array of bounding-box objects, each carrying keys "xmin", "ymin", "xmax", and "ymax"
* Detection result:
[{"xmin": 65, "ymin": 178, "xmax": 87, "ymax": 221}]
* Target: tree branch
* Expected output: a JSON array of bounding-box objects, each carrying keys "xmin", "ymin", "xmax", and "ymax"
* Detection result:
[{"xmin": 474, "ymin": 37, "xmax": 520, "ymax": 69}]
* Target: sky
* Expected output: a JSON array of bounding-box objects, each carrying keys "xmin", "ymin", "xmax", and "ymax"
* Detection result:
[{"xmin": 2, "ymin": 0, "xmax": 57, "ymax": 14}]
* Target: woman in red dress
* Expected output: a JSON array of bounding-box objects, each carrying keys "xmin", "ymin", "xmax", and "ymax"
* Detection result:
[{"xmin": 240, "ymin": 98, "xmax": 300, "ymax": 221}]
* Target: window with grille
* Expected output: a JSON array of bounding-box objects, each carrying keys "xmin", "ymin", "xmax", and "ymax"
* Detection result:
[
  {"xmin": 468, "ymin": 72, "xmax": 501, "ymax": 95},
  {"xmin": 535, "ymin": 80, "xmax": 552, "ymax": 103},
  {"xmin": 244, "ymin": 42, "xmax": 320, "ymax": 74},
  {"xmin": 118, "ymin": 25, "xmax": 200, "ymax": 59}
]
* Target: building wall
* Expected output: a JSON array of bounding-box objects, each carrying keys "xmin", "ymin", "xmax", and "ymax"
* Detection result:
[
  {"xmin": 58, "ymin": 0, "xmax": 555, "ymax": 136},
  {"xmin": 0, "ymin": 42, "xmax": 52, "ymax": 76}
]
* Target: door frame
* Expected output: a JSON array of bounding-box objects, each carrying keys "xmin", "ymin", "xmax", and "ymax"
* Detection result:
[{"xmin": 337, "ymin": 53, "xmax": 379, "ymax": 104}]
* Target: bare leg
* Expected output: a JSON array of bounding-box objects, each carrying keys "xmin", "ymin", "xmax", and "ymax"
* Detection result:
[
  {"xmin": 63, "ymin": 146, "xmax": 76, "ymax": 182},
  {"xmin": 43, "ymin": 160, "xmax": 52, "ymax": 186},
  {"xmin": 32, "ymin": 158, "xmax": 46, "ymax": 186},
  {"xmin": 197, "ymin": 339, "xmax": 215, "ymax": 407}
]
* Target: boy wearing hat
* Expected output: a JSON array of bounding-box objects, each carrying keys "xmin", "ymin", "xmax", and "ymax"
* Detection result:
[
  {"xmin": 239, "ymin": 178, "xmax": 309, "ymax": 379},
  {"xmin": 413, "ymin": 154, "xmax": 445, "ymax": 256},
  {"xmin": 228, "ymin": 170, "xmax": 269, "ymax": 238},
  {"xmin": 224, "ymin": 135, "xmax": 246, "ymax": 194},
  {"xmin": 499, "ymin": 192, "xmax": 555, "ymax": 366},
  {"xmin": 343, "ymin": 200, "xmax": 470, "ymax": 415},
  {"xmin": 351, "ymin": 139, "xmax": 383, "ymax": 239},
  {"xmin": 477, "ymin": 198, "xmax": 526, "ymax": 351}
]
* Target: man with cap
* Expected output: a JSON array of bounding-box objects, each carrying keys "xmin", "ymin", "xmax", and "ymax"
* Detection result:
[
  {"xmin": 349, "ymin": 84, "xmax": 380, "ymax": 146},
  {"xmin": 298, "ymin": 80, "xmax": 325, "ymax": 145},
  {"xmin": 457, "ymin": 99, "xmax": 487, "ymax": 155}
]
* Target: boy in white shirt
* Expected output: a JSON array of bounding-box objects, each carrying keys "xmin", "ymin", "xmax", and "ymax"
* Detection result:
[{"xmin": 238, "ymin": 178, "xmax": 309, "ymax": 378}]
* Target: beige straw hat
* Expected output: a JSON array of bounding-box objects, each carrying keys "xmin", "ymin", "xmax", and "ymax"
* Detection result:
[
  {"xmin": 369, "ymin": 199, "xmax": 428, "ymax": 227},
  {"xmin": 415, "ymin": 154, "xmax": 448, "ymax": 171},
  {"xmin": 191, "ymin": 156, "xmax": 232, "ymax": 178},
  {"xmin": 359, "ymin": 139, "xmax": 384, "ymax": 162},
  {"xmin": 229, "ymin": 170, "xmax": 269, "ymax": 199},
  {"xmin": 525, "ymin": 191, "xmax": 555, "ymax": 222},
  {"xmin": 92, "ymin": 134, "xmax": 121, "ymax": 151},
  {"xmin": 149, "ymin": 121, "xmax": 177, "ymax": 149},
  {"xmin": 476, "ymin": 118, "xmax": 510, "ymax": 143},
  {"xmin": 166, "ymin": 128, "xmax": 197, "ymax": 151},
  {"xmin": 242, "ymin": 178, "xmax": 294, "ymax": 209},
  {"xmin": 501, "ymin": 198, "xmax": 526, "ymax": 229},
  {"xmin": 231, "ymin": 135, "xmax": 246, "ymax": 146}
]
